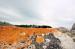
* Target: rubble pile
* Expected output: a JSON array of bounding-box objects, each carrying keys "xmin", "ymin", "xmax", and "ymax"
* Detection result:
[{"xmin": 0, "ymin": 33, "xmax": 63, "ymax": 49}]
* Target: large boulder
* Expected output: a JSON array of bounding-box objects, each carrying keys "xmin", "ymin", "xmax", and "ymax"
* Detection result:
[
  {"xmin": 45, "ymin": 33, "xmax": 63, "ymax": 49},
  {"xmin": 70, "ymin": 23, "xmax": 75, "ymax": 42},
  {"xmin": 71, "ymin": 23, "xmax": 75, "ymax": 30}
]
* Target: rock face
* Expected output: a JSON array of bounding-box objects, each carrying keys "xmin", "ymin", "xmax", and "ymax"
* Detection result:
[
  {"xmin": 70, "ymin": 23, "xmax": 75, "ymax": 42},
  {"xmin": 71, "ymin": 23, "xmax": 75, "ymax": 30},
  {"xmin": 56, "ymin": 27, "xmax": 69, "ymax": 33},
  {"xmin": 70, "ymin": 23, "xmax": 75, "ymax": 36},
  {"xmin": 45, "ymin": 33, "xmax": 63, "ymax": 49}
]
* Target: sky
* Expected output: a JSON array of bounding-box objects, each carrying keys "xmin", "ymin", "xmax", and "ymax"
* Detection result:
[{"xmin": 0, "ymin": 0, "xmax": 75, "ymax": 28}]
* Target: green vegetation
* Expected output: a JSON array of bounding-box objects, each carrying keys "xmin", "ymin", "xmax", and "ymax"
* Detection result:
[
  {"xmin": 15, "ymin": 25, "xmax": 52, "ymax": 28},
  {"xmin": 0, "ymin": 21, "xmax": 52, "ymax": 28},
  {"xmin": 0, "ymin": 21, "xmax": 12, "ymax": 26}
]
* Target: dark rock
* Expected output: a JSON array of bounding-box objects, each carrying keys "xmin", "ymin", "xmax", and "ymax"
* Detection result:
[
  {"xmin": 46, "ymin": 38, "xmax": 62, "ymax": 49},
  {"xmin": 51, "ymin": 38, "xmax": 61, "ymax": 45},
  {"xmin": 46, "ymin": 43, "xmax": 62, "ymax": 49},
  {"xmin": 73, "ymin": 39, "xmax": 75, "ymax": 42},
  {"xmin": 44, "ymin": 33, "xmax": 55, "ymax": 39},
  {"xmin": 45, "ymin": 33, "xmax": 63, "ymax": 49},
  {"xmin": 71, "ymin": 23, "xmax": 75, "ymax": 30}
]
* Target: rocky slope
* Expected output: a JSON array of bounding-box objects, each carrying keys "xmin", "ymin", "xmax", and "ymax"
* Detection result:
[{"xmin": 0, "ymin": 26, "xmax": 75, "ymax": 49}]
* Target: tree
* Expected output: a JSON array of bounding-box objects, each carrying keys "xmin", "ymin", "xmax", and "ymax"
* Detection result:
[
  {"xmin": 0, "ymin": 21, "xmax": 12, "ymax": 26},
  {"xmin": 15, "ymin": 25, "xmax": 52, "ymax": 28}
]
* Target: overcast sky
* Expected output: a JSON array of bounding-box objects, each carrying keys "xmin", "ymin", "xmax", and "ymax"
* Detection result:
[{"xmin": 0, "ymin": 0, "xmax": 75, "ymax": 28}]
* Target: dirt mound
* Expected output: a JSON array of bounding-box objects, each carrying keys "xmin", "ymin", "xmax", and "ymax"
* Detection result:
[{"xmin": 0, "ymin": 26, "xmax": 57, "ymax": 44}]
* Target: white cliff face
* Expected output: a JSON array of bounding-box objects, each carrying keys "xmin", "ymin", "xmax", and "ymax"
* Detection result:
[{"xmin": 54, "ymin": 31, "xmax": 75, "ymax": 49}]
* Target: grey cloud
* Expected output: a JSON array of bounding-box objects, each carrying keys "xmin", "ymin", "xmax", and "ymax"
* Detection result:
[{"xmin": 0, "ymin": 0, "xmax": 75, "ymax": 28}]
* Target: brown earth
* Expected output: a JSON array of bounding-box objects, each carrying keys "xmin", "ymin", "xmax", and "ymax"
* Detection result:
[{"xmin": 0, "ymin": 26, "xmax": 59, "ymax": 44}]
